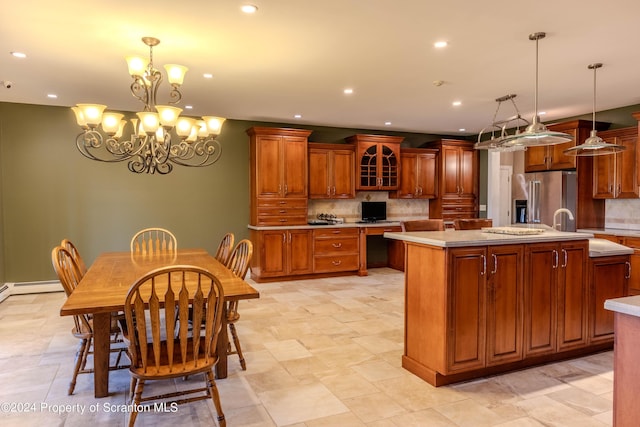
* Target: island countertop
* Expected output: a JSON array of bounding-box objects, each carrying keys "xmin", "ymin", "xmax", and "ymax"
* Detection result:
[{"xmin": 383, "ymin": 228, "xmax": 595, "ymax": 248}]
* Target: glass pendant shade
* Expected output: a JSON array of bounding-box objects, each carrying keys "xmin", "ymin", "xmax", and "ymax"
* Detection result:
[
  {"xmin": 164, "ymin": 64, "xmax": 188, "ymax": 85},
  {"xmin": 500, "ymin": 32, "xmax": 573, "ymax": 148},
  {"xmin": 563, "ymin": 130, "xmax": 625, "ymax": 156}
]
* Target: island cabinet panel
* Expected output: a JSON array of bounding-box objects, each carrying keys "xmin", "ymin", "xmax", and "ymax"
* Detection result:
[
  {"xmin": 524, "ymin": 243, "xmax": 558, "ymax": 356},
  {"xmin": 404, "ymin": 243, "xmax": 448, "ymax": 374},
  {"xmin": 446, "ymin": 247, "xmax": 486, "ymax": 373},
  {"xmin": 486, "ymin": 245, "xmax": 524, "ymax": 366},
  {"xmin": 556, "ymin": 242, "xmax": 589, "ymax": 351},
  {"xmin": 524, "ymin": 241, "xmax": 588, "ymax": 357},
  {"xmin": 589, "ymin": 256, "xmax": 630, "ymax": 343}
]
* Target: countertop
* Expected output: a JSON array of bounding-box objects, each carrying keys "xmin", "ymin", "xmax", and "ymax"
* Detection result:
[
  {"xmin": 384, "ymin": 226, "xmax": 634, "ymax": 257},
  {"xmin": 247, "ymin": 221, "xmax": 402, "ymax": 231},
  {"xmin": 605, "ymin": 295, "xmax": 640, "ymax": 317},
  {"xmin": 384, "ymin": 228, "xmax": 594, "ymax": 248},
  {"xmin": 578, "ymin": 228, "xmax": 640, "ymax": 238}
]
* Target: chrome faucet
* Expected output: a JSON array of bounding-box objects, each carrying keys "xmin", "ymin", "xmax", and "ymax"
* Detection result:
[{"xmin": 553, "ymin": 208, "xmax": 574, "ymax": 230}]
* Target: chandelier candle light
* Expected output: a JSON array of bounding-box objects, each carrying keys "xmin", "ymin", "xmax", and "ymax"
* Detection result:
[{"xmin": 72, "ymin": 37, "xmax": 226, "ymax": 174}]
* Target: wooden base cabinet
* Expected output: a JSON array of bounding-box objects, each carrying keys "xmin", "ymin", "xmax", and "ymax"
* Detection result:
[
  {"xmin": 313, "ymin": 227, "xmax": 359, "ymax": 273},
  {"xmin": 589, "ymin": 255, "xmax": 630, "ymax": 344},
  {"xmin": 250, "ymin": 229, "xmax": 313, "ymax": 280},
  {"xmin": 400, "ymin": 238, "xmax": 617, "ymax": 387},
  {"xmin": 524, "ymin": 241, "xmax": 588, "ymax": 357}
]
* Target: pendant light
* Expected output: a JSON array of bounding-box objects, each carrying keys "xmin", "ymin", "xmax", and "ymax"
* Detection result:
[
  {"xmin": 499, "ymin": 32, "xmax": 573, "ymax": 149},
  {"xmin": 563, "ymin": 63, "xmax": 626, "ymax": 156},
  {"xmin": 475, "ymin": 94, "xmax": 529, "ymax": 151}
]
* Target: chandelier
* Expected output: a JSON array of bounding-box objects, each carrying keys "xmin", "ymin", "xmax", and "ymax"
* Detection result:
[
  {"xmin": 475, "ymin": 94, "xmax": 530, "ymax": 151},
  {"xmin": 72, "ymin": 37, "xmax": 226, "ymax": 174}
]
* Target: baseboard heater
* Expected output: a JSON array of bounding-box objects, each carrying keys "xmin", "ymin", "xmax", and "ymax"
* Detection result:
[{"xmin": 10, "ymin": 280, "xmax": 63, "ymax": 295}]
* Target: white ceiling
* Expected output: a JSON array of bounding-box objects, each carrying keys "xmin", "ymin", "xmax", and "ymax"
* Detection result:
[{"xmin": 2, "ymin": 0, "xmax": 640, "ymax": 136}]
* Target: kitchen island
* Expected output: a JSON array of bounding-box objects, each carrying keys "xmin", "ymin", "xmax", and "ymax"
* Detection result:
[{"xmin": 385, "ymin": 227, "xmax": 632, "ymax": 386}]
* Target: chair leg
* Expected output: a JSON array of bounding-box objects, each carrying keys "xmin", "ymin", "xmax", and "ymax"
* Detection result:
[
  {"xmin": 80, "ymin": 336, "xmax": 92, "ymax": 371},
  {"xmin": 228, "ymin": 323, "xmax": 246, "ymax": 370},
  {"xmin": 206, "ymin": 370, "xmax": 226, "ymax": 427},
  {"xmin": 129, "ymin": 377, "xmax": 137, "ymax": 401},
  {"xmin": 129, "ymin": 378, "xmax": 144, "ymax": 426},
  {"xmin": 69, "ymin": 338, "xmax": 89, "ymax": 395}
]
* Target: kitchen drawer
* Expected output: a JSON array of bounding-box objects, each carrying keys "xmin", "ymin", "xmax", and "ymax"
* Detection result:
[
  {"xmin": 314, "ymin": 237, "xmax": 359, "ymax": 254},
  {"xmin": 313, "ymin": 227, "xmax": 358, "ymax": 238},
  {"xmin": 256, "ymin": 198, "xmax": 307, "ymax": 208},
  {"xmin": 257, "ymin": 207, "xmax": 308, "ymax": 217},
  {"xmin": 255, "ymin": 216, "xmax": 308, "ymax": 226},
  {"xmin": 314, "ymin": 254, "xmax": 360, "ymax": 273}
]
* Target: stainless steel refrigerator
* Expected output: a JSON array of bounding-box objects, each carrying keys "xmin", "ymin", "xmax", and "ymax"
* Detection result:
[{"xmin": 513, "ymin": 171, "xmax": 577, "ymax": 231}]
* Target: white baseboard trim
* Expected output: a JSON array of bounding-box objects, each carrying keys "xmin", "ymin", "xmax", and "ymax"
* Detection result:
[{"xmin": 2, "ymin": 280, "xmax": 63, "ymax": 298}]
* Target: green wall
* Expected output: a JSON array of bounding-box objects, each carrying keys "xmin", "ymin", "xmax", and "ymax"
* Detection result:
[{"xmin": 0, "ymin": 102, "xmax": 463, "ymax": 283}]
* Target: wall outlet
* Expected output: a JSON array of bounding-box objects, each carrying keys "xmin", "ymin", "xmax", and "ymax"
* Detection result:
[{"xmin": 480, "ymin": 204, "xmax": 487, "ymax": 212}]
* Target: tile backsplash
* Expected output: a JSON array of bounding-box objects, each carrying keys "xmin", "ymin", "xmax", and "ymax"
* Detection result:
[
  {"xmin": 605, "ymin": 199, "xmax": 640, "ymax": 229},
  {"xmin": 308, "ymin": 193, "xmax": 430, "ymax": 222}
]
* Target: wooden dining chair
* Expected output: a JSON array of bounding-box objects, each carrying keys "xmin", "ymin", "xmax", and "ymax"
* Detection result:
[
  {"xmin": 453, "ymin": 218, "xmax": 493, "ymax": 230},
  {"xmin": 130, "ymin": 227, "xmax": 177, "ymax": 255},
  {"xmin": 51, "ymin": 246, "xmax": 127, "ymax": 395},
  {"xmin": 214, "ymin": 233, "xmax": 235, "ymax": 266},
  {"xmin": 401, "ymin": 219, "xmax": 445, "ymax": 232},
  {"xmin": 61, "ymin": 239, "xmax": 88, "ymax": 277},
  {"xmin": 124, "ymin": 265, "xmax": 226, "ymax": 427},
  {"xmin": 225, "ymin": 239, "xmax": 253, "ymax": 371}
]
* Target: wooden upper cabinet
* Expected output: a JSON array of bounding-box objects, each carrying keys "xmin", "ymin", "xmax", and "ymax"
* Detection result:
[
  {"xmin": 593, "ymin": 126, "xmax": 639, "ymax": 199},
  {"xmin": 392, "ymin": 148, "xmax": 437, "ymax": 199},
  {"xmin": 525, "ymin": 120, "xmax": 609, "ymax": 172},
  {"xmin": 248, "ymin": 127, "xmax": 312, "ymax": 199},
  {"xmin": 346, "ymin": 134, "xmax": 403, "ymax": 191},
  {"xmin": 308, "ymin": 143, "xmax": 355, "ymax": 199},
  {"xmin": 422, "ymin": 139, "xmax": 478, "ymax": 219}
]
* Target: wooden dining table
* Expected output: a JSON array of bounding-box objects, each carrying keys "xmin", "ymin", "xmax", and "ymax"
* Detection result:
[{"xmin": 60, "ymin": 248, "xmax": 260, "ymax": 398}]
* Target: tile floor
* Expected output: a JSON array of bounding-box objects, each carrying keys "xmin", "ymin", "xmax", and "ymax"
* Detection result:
[{"xmin": 0, "ymin": 268, "xmax": 615, "ymax": 426}]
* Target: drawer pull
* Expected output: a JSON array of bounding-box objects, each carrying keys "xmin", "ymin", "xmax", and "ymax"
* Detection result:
[
  {"xmin": 332, "ymin": 260, "xmax": 342, "ymax": 266},
  {"xmin": 332, "ymin": 243, "xmax": 342, "ymax": 248}
]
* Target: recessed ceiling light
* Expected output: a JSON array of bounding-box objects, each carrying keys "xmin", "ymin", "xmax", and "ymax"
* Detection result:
[
  {"xmin": 384, "ymin": 121, "xmax": 392, "ymax": 126},
  {"xmin": 452, "ymin": 101, "xmax": 462, "ymax": 106},
  {"xmin": 241, "ymin": 4, "xmax": 258, "ymax": 13},
  {"xmin": 459, "ymin": 128, "xmax": 466, "ymax": 132},
  {"xmin": 47, "ymin": 94, "xmax": 57, "ymax": 99},
  {"xmin": 294, "ymin": 114, "xmax": 302, "ymax": 119},
  {"xmin": 203, "ymin": 73, "xmax": 213, "ymax": 79},
  {"xmin": 343, "ymin": 88, "xmax": 354, "ymax": 95},
  {"xmin": 184, "ymin": 105, "xmax": 193, "ymax": 110},
  {"xmin": 434, "ymin": 41, "xmax": 448, "ymax": 48},
  {"xmin": 539, "ymin": 111, "xmax": 547, "ymax": 115},
  {"xmin": 10, "ymin": 51, "xmax": 26, "ymax": 58}
]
